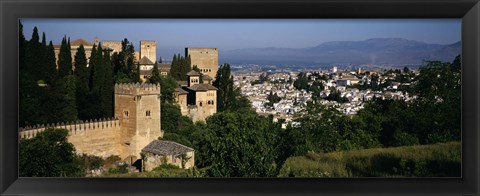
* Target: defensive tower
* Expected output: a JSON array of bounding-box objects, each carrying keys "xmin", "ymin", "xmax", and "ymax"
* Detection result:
[
  {"xmin": 185, "ymin": 47, "xmax": 218, "ymax": 79},
  {"xmin": 114, "ymin": 83, "xmax": 163, "ymax": 159},
  {"xmin": 140, "ymin": 40, "xmax": 157, "ymax": 64}
]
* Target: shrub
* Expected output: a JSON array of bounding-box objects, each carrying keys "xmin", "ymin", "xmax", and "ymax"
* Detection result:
[{"xmin": 280, "ymin": 142, "xmax": 460, "ymax": 177}]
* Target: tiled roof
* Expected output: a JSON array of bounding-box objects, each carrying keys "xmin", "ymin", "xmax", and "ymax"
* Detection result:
[
  {"xmin": 202, "ymin": 75, "xmax": 214, "ymax": 81},
  {"xmin": 175, "ymin": 87, "xmax": 188, "ymax": 94},
  {"xmin": 187, "ymin": 84, "xmax": 218, "ymax": 91},
  {"xmin": 158, "ymin": 64, "xmax": 171, "ymax": 70},
  {"xmin": 139, "ymin": 56, "xmax": 155, "ymax": 65},
  {"xmin": 186, "ymin": 70, "xmax": 201, "ymax": 76},
  {"xmin": 178, "ymin": 81, "xmax": 188, "ymax": 86},
  {"xmin": 142, "ymin": 140, "xmax": 194, "ymax": 156}
]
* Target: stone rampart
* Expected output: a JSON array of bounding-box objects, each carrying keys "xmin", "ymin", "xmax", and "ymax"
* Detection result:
[
  {"xmin": 114, "ymin": 83, "xmax": 160, "ymax": 96},
  {"xmin": 19, "ymin": 118, "xmax": 123, "ymax": 158}
]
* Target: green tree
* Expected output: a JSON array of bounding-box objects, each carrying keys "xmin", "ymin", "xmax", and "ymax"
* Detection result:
[
  {"xmin": 19, "ymin": 21, "xmax": 26, "ymax": 71},
  {"xmin": 293, "ymin": 72, "xmax": 309, "ymax": 90},
  {"xmin": 20, "ymin": 26, "xmax": 43, "ymax": 126},
  {"xmin": 159, "ymin": 76, "xmax": 178, "ymax": 103},
  {"xmin": 170, "ymin": 54, "xmax": 180, "ymax": 80},
  {"xmin": 113, "ymin": 38, "xmax": 137, "ymax": 83},
  {"xmin": 194, "ymin": 110, "xmax": 280, "ymax": 177},
  {"xmin": 19, "ymin": 128, "xmax": 84, "ymax": 177},
  {"xmin": 74, "ymin": 44, "xmax": 90, "ymax": 119},
  {"xmin": 58, "ymin": 36, "xmax": 73, "ymax": 78},
  {"xmin": 51, "ymin": 75, "xmax": 78, "ymax": 121},
  {"xmin": 45, "ymin": 41, "xmax": 57, "ymax": 84},
  {"xmin": 24, "ymin": 27, "xmax": 42, "ymax": 81},
  {"xmin": 265, "ymin": 91, "xmax": 281, "ymax": 107},
  {"xmin": 102, "ymin": 49, "xmax": 114, "ymax": 117},
  {"xmin": 148, "ymin": 63, "xmax": 161, "ymax": 84},
  {"xmin": 213, "ymin": 63, "xmax": 250, "ymax": 112}
]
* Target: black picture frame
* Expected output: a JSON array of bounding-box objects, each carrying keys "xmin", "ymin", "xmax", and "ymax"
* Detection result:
[{"xmin": 1, "ymin": 0, "xmax": 479, "ymax": 195}]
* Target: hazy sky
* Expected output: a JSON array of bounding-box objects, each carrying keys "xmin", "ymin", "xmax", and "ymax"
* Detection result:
[{"xmin": 21, "ymin": 19, "xmax": 461, "ymax": 59}]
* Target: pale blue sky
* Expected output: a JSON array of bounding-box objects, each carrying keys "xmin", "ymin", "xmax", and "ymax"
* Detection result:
[{"xmin": 21, "ymin": 19, "xmax": 461, "ymax": 59}]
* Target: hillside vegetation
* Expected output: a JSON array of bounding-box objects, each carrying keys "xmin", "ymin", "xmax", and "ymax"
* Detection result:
[{"xmin": 279, "ymin": 141, "xmax": 460, "ymax": 177}]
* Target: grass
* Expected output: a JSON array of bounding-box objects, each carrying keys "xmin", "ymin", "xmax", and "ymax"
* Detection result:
[
  {"xmin": 101, "ymin": 164, "xmax": 204, "ymax": 177},
  {"xmin": 279, "ymin": 141, "xmax": 461, "ymax": 177}
]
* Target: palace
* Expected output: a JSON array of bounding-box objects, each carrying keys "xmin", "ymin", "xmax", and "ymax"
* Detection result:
[{"xmin": 20, "ymin": 38, "xmax": 220, "ymax": 171}]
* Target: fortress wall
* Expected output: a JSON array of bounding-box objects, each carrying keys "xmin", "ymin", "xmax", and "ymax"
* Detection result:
[
  {"xmin": 19, "ymin": 118, "xmax": 124, "ymax": 158},
  {"xmin": 102, "ymin": 41, "xmax": 122, "ymax": 54},
  {"xmin": 185, "ymin": 48, "xmax": 218, "ymax": 79}
]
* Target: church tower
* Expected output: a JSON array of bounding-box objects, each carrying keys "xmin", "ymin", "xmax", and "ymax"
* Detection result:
[{"xmin": 114, "ymin": 83, "xmax": 163, "ymax": 160}]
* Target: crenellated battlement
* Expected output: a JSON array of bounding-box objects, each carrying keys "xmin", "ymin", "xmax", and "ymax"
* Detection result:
[
  {"xmin": 19, "ymin": 117, "xmax": 121, "ymax": 139},
  {"xmin": 114, "ymin": 83, "xmax": 160, "ymax": 96}
]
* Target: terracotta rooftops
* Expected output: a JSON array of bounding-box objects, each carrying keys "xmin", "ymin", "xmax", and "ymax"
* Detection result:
[
  {"xmin": 186, "ymin": 83, "xmax": 218, "ymax": 91},
  {"xmin": 141, "ymin": 140, "xmax": 194, "ymax": 156}
]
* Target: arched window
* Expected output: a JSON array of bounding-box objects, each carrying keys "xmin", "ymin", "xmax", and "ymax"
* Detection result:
[{"xmin": 199, "ymin": 102, "xmax": 203, "ymax": 107}]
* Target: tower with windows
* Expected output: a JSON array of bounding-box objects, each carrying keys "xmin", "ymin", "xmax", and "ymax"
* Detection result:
[{"xmin": 114, "ymin": 83, "xmax": 162, "ymax": 160}]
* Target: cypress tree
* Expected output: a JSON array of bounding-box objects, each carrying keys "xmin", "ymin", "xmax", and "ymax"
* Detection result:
[
  {"xmin": 88, "ymin": 44, "xmax": 97, "ymax": 91},
  {"xmin": 213, "ymin": 64, "xmax": 236, "ymax": 112},
  {"xmin": 21, "ymin": 26, "xmax": 43, "ymax": 126},
  {"xmin": 102, "ymin": 49, "xmax": 114, "ymax": 117},
  {"xmin": 171, "ymin": 54, "xmax": 179, "ymax": 80},
  {"xmin": 179, "ymin": 55, "xmax": 187, "ymax": 81},
  {"xmin": 45, "ymin": 41, "xmax": 57, "ymax": 84},
  {"xmin": 24, "ymin": 26, "xmax": 42, "ymax": 81},
  {"xmin": 74, "ymin": 44, "xmax": 90, "ymax": 119},
  {"xmin": 58, "ymin": 36, "xmax": 73, "ymax": 77},
  {"xmin": 148, "ymin": 63, "xmax": 161, "ymax": 84},
  {"xmin": 135, "ymin": 62, "xmax": 141, "ymax": 83},
  {"xmin": 52, "ymin": 74, "xmax": 78, "ymax": 121},
  {"xmin": 19, "ymin": 21, "xmax": 26, "ymax": 71},
  {"xmin": 92, "ymin": 44, "xmax": 105, "ymax": 97}
]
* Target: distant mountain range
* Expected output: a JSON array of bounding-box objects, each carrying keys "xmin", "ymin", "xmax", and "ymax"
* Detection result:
[{"xmin": 219, "ymin": 38, "xmax": 461, "ymax": 67}]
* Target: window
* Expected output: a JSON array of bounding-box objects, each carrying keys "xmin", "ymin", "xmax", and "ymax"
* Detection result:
[
  {"xmin": 199, "ymin": 102, "xmax": 203, "ymax": 107},
  {"xmin": 146, "ymin": 110, "xmax": 151, "ymax": 117},
  {"xmin": 123, "ymin": 110, "xmax": 129, "ymax": 118}
]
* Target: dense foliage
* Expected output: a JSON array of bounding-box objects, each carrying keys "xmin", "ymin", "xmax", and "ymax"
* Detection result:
[
  {"xmin": 19, "ymin": 128, "xmax": 84, "ymax": 177},
  {"xmin": 20, "ymin": 26, "xmax": 140, "ymax": 126}
]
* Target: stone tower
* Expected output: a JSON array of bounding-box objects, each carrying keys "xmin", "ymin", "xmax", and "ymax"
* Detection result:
[
  {"xmin": 140, "ymin": 40, "xmax": 157, "ymax": 64},
  {"xmin": 185, "ymin": 47, "xmax": 218, "ymax": 79},
  {"xmin": 114, "ymin": 83, "xmax": 163, "ymax": 160}
]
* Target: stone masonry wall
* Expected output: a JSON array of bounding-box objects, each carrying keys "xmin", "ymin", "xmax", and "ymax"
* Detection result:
[{"xmin": 19, "ymin": 118, "xmax": 123, "ymax": 158}]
